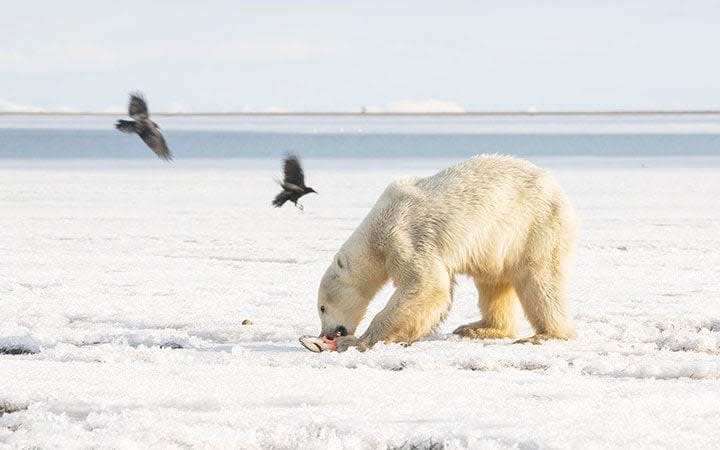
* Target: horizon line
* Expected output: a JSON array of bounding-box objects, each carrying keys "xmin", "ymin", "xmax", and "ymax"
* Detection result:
[{"xmin": 1, "ymin": 109, "xmax": 720, "ymax": 117}]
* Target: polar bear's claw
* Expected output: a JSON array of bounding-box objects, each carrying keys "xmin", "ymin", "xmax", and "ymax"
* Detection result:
[{"xmin": 453, "ymin": 324, "xmax": 516, "ymax": 340}]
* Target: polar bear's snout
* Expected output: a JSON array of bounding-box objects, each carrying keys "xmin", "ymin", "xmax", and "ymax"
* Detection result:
[{"xmin": 322, "ymin": 325, "xmax": 348, "ymax": 340}]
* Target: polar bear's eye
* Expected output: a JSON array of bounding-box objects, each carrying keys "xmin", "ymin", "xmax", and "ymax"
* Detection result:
[{"xmin": 320, "ymin": 305, "xmax": 326, "ymax": 313}]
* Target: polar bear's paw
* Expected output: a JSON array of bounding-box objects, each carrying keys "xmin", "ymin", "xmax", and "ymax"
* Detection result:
[
  {"xmin": 453, "ymin": 322, "xmax": 516, "ymax": 340},
  {"xmin": 514, "ymin": 332, "xmax": 573, "ymax": 345},
  {"xmin": 335, "ymin": 335, "xmax": 370, "ymax": 353}
]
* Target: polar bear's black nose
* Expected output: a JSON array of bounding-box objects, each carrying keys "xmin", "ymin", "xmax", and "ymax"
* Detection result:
[{"xmin": 326, "ymin": 326, "xmax": 348, "ymax": 339}]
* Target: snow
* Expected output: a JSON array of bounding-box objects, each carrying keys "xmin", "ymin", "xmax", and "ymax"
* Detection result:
[{"xmin": 1, "ymin": 157, "xmax": 719, "ymax": 448}]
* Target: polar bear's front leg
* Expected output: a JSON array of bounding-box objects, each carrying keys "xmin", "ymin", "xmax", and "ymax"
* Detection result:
[{"xmin": 341, "ymin": 267, "xmax": 452, "ymax": 351}]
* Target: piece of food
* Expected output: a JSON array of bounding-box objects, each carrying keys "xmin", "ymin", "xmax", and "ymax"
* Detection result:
[{"xmin": 299, "ymin": 335, "xmax": 337, "ymax": 353}]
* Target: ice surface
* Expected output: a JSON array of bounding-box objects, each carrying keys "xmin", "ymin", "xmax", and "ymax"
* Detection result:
[
  {"xmin": 3, "ymin": 113, "xmax": 720, "ymax": 134},
  {"xmin": 1, "ymin": 158, "xmax": 719, "ymax": 448}
]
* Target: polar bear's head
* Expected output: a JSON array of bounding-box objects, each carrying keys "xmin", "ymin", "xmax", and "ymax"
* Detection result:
[{"xmin": 316, "ymin": 252, "xmax": 370, "ymax": 339}]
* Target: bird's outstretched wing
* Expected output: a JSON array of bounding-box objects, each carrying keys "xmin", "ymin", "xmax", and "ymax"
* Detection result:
[
  {"xmin": 137, "ymin": 121, "xmax": 172, "ymax": 160},
  {"xmin": 281, "ymin": 182, "xmax": 304, "ymax": 194},
  {"xmin": 129, "ymin": 93, "xmax": 149, "ymax": 120},
  {"xmin": 283, "ymin": 155, "xmax": 305, "ymax": 188},
  {"xmin": 115, "ymin": 120, "xmax": 136, "ymax": 133}
]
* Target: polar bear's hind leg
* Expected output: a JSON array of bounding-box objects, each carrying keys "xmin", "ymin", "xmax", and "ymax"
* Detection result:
[{"xmin": 513, "ymin": 265, "xmax": 575, "ymax": 342}]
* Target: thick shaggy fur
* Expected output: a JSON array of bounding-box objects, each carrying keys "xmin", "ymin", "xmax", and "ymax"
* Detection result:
[{"xmin": 316, "ymin": 155, "xmax": 578, "ymax": 351}]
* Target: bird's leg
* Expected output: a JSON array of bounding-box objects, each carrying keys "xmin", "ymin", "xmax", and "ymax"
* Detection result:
[{"xmin": 295, "ymin": 202, "xmax": 304, "ymax": 211}]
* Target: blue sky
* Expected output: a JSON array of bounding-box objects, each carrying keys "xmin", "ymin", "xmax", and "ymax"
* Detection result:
[{"xmin": 1, "ymin": 1, "xmax": 719, "ymax": 112}]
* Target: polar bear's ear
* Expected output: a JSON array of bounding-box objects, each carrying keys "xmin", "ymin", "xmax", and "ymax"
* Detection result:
[{"xmin": 335, "ymin": 253, "xmax": 349, "ymax": 272}]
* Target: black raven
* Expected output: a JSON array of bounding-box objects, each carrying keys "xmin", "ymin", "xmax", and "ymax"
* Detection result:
[
  {"xmin": 115, "ymin": 93, "xmax": 172, "ymax": 161},
  {"xmin": 273, "ymin": 154, "xmax": 317, "ymax": 210}
]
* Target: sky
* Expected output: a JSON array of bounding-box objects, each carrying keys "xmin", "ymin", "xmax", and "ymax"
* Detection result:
[{"xmin": 1, "ymin": 0, "xmax": 719, "ymax": 113}]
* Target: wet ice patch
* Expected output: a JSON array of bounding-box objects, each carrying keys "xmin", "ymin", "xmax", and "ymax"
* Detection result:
[
  {"xmin": 655, "ymin": 319, "xmax": 720, "ymax": 354},
  {"xmin": 0, "ymin": 400, "xmax": 29, "ymax": 416},
  {"xmin": 0, "ymin": 334, "xmax": 41, "ymax": 355},
  {"xmin": 579, "ymin": 353, "xmax": 720, "ymax": 380}
]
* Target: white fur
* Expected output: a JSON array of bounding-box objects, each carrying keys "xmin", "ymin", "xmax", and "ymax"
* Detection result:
[{"xmin": 316, "ymin": 155, "xmax": 578, "ymax": 351}]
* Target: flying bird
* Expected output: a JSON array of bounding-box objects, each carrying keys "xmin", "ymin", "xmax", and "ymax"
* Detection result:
[
  {"xmin": 273, "ymin": 154, "xmax": 317, "ymax": 210},
  {"xmin": 115, "ymin": 93, "xmax": 172, "ymax": 160}
]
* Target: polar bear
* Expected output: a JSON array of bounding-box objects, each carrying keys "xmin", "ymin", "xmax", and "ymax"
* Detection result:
[{"xmin": 315, "ymin": 155, "xmax": 578, "ymax": 352}]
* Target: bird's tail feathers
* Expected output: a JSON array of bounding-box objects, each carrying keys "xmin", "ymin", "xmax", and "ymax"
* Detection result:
[
  {"xmin": 115, "ymin": 120, "xmax": 136, "ymax": 133},
  {"xmin": 272, "ymin": 191, "xmax": 291, "ymax": 208}
]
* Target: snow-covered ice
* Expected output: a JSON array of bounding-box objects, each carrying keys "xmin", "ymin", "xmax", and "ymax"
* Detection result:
[
  {"xmin": 1, "ymin": 157, "xmax": 719, "ymax": 448},
  {"xmin": 3, "ymin": 113, "xmax": 720, "ymax": 134}
]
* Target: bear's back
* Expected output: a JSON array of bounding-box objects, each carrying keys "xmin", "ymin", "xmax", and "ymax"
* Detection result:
[{"xmin": 367, "ymin": 155, "xmax": 575, "ymax": 276}]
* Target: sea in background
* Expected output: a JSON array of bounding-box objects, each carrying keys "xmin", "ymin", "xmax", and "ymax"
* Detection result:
[{"xmin": 1, "ymin": 113, "xmax": 719, "ymax": 162}]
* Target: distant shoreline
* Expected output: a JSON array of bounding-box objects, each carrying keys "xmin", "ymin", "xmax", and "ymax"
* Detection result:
[{"xmin": 1, "ymin": 110, "xmax": 720, "ymax": 117}]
